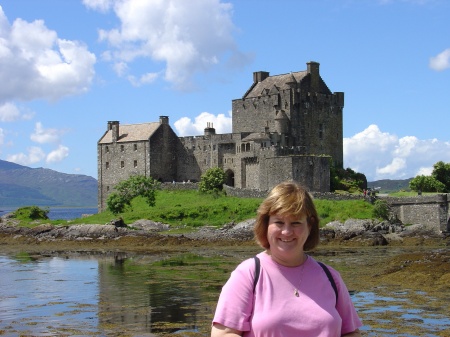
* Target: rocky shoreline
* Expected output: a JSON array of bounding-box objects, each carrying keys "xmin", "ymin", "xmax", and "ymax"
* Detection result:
[
  {"xmin": 2, "ymin": 215, "xmax": 449, "ymax": 336},
  {"xmin": 0, "ymin": 215, "xmax": 449, "ymax": 254}
]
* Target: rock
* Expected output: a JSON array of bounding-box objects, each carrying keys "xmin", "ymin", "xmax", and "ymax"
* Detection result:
[
  {"xmin": 109, "ymin": 218, "xmax": 126, "ymax": 228},
  {"xmin": 129, "ymin": 219, "xmax": 170, "ymax": 232}
]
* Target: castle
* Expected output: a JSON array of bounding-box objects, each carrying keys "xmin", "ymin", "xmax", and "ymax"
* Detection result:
[{"xmin": 97, "ymin": 61, "xmax": 344, "ymax": 211}]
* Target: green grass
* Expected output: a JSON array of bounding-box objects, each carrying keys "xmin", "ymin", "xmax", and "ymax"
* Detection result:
[
  {"xmin": 14, "ymin": 189, "xmax": 377, "ymax": 228},
  {"xmin": 315, "ymin": 199, "xmax": 374, "ymax": 225},
  {"xmin": 387, "ymin": 191, "xmax": 438, "ymax": 197}
]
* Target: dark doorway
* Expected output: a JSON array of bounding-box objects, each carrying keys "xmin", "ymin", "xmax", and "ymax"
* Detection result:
[{"xmin": 225, "ymin": 169, "xmax": 235, "ymax": 187}]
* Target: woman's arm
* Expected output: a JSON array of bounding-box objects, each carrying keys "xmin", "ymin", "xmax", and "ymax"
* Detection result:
[
  {"xmin": 342, "ymin": 328, "xmax": 361, "ymax": 337},
  {"xmin": 211, "ymin": 323, "xmax": 242, "ymax": 337}
]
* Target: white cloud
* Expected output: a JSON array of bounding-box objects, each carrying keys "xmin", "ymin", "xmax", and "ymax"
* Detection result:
[
  {"xmin": 0, "ymin": 102, "xmax": 35, "ymax": 121},
  {"xmin": 90, "ymin": 0, "xmax": 251, "ymax": 90},
  {"xmin": 128, "ymin": 72, "xmax": 159, "ymax": 87},
  {"xmin": 30, "ymin": 122, "xmax": 63, "ymax": 144},
  {"xmin": 416, "ymin": 167, "xmax": 433, "ymax": 176},
  {"xmin": 7, "ymin": 146, "xmax": 46, "ymax": 165},
  {"xmin": 429, "ymin": 48, "xmax": 450, "ymax": 71},
  {"xmin": 82, "ymin": 0, "xmax": 114, "ymax": 12},
  {"xmin": 46, "ymin": 145, "xmax": 69, "ymax": 163},
  {"xmin": 174, "ymin": 111, "xmax": 232, "ymax": 136},
  {"xmin": 0, "ymin": 7, "xmax": 96, "ymax": 103},
  {"xmin": 344, "ymin": 125, "xmax": 450, "ymax": 181},
  {"xmin": 0, "ymin": 102, "xmax": 20, "ymax": 121}
]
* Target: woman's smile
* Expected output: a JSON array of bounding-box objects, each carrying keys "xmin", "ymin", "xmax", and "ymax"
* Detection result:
[{"xmin": 267, "ymin": 213, "xmax": 311, "ymax": 266}]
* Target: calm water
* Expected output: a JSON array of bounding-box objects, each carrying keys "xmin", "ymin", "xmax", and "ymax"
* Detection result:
[
  {"xmin": 0, "ymin": 249, "xmax": 449, "ymax": 337},
  {"xmin": 0, "ymin": 207, "xmax": 97, "ymax": 221}
]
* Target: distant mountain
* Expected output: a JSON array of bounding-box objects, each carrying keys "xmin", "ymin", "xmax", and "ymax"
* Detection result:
[
  {"xmin": 0, "ymin": 159, "xmax": 97, "ymax": 208},
  {"xmin": 367, "ymin": 178, "xmax": 413, "ymax": 193}
]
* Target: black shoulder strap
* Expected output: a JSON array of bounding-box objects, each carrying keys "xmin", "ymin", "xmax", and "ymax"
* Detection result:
[
  {"xmin": 318, "ymin": 262, "xmax": 338, "ymax": 304},
  {"xmin": 253, "ymin": 256, "xmax": 260, "ymax": 293}
]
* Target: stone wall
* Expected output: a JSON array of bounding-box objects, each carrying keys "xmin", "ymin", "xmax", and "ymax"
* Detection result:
[
  {"xmin": 161, "ymin": 182, "xmax": 199, "ymax": 191},
  {"xmin": 382, "ymin": 194, "xmax": 449, "ymax": 232}
]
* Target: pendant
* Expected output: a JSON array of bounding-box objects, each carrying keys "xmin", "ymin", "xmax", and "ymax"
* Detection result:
[{"xmin": 294, "ymin": 289, "xmax": 299, "ymax": 297}]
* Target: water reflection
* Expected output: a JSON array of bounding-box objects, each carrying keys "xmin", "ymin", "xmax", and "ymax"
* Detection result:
[
  {"xmin": 97, "ymin": 254, "xmax": 203, "ymax": 334},
  {"xmin": 0, "ymin": 250, "xmax": 449, "ymax": 336}
]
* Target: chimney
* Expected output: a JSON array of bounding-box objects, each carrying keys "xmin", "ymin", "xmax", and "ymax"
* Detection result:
[
  {"xmin": 204, "ymin": 122, "xmax": 216, "ymax": 136},
  {"xmin": 253, "ymin": 71, "xmax": 270, "ymax": 83},
  {"xmin": 307, "ymin": 61, "xmax": 320, "ymax": 76},
  {"xmin": 159, "ymin": 116, "xmax": 169, "ymax": 125},
  {"xmin": 307, "ymin": 61, "xmax": 320, "ymax": 91},
  {"xmin": 108, "ymin": 121, "xmax": 120, "ymax": 142}
]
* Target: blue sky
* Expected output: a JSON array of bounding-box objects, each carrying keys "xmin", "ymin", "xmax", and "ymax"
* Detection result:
[{"xmin": 0, "ymin": 0, "xmax": 449, "ymax": 182}]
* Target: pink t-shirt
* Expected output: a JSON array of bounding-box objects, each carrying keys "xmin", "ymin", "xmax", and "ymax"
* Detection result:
[{"xmin": 213, "ymin": 252, "xmax": 362, "ymax": 337}]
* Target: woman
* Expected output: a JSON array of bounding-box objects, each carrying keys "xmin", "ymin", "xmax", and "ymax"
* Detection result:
[{"xmin": 211, "ymin": 181, "xmax": 362, "ymax": 337}]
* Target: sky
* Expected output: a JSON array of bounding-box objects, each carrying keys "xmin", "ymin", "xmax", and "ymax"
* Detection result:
[{"xmin": 0, "ymin": 0, "xmax": 449, "ymax": 182}]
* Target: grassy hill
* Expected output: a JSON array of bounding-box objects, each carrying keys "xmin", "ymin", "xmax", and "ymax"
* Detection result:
[
  {"xmin": 367, "ymin": 178, "xmax": 412, "ymax": 193},
  {"xmin": 0, "ymin": 159, "xmax": 97, "ymax": 207}
]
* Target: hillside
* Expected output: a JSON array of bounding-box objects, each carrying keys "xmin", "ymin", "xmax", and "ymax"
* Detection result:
[
  {"xmin": 367, "ymin": 178, "xmax": 412, "ymax": 193},
  {"xmin": 0, "ymin": 160, "xmax": 97, "ymax": 207}
]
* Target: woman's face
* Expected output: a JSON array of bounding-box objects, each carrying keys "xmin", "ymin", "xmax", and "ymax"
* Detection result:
[{"xmin": 267, "ymin": 213, "xmax": 311, "ymax": 266}]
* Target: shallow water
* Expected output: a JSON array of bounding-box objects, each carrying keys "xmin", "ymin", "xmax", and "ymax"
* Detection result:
[
  {"xmin": 0, "ymin": 207, "xmax": 97, "ymax": 221},
  {"xmin": 0, "ymin": 248, "xmax": 449, "ymax": 336}
]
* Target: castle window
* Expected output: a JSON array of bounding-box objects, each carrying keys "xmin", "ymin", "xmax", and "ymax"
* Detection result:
[
  {"xmin": 105, "ymin": 146, "xmax": 109, "ymax": 153},
  {"xmin": 105, "ymin": 162, "xmax": 109, "ymax": 169},
  {"xmin": 134, "ymin": 144, "xmax": 137, "ymax": 151},
  {"xmin": 213, "ymin": 145, "xmax": 216, "ymax": 150},
  {"xmin": 319, "ymin": 124, "xmax": 323, "ymax": 139},
  {"xmin": 121, "ymin": 161, "xmax": 125, "ymax": 168},
  {"xmin": 134, "ymin": 160, "xmax": 137, "ymax": 168},
  {"xmin": 106, "ymin": 186, "xmax": 110, "ymax": 191},
  {"xmin": 121, "ymin": 145, "xmax": 124, "ymax": 152}
]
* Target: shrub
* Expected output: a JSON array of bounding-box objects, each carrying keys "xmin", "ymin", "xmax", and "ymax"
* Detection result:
[
  {"xmin": 107, "ymin": 175, "xmax": 160, "ymax": 215},
  {"xmin": 199, "ymin": 167, "xmax": 226, "ymax": 194},
  {"xmin": 372, "ymin": 199, "xmax": 390, "ymax": 220},
  {"xmin": 13, "ymin": 206, "xmax": 49, "ymax": 220}
]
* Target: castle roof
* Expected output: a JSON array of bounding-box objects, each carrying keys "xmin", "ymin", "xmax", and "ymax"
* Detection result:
[
  {"xmin": 241, "ymin": 132, "xmax": 271, "ymax": 142},
  {"xmin": 244, "ymin": 70, "xmax": 308, "ymax": 98},
  {"xmin": 243, "ymin": 67, "xmax": 332, "ymax": 99},
  {"xmin": 98, "ymin": 122, "xmax": 160, "ymax": 143}
]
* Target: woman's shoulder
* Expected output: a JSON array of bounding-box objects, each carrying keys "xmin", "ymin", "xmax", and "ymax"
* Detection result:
[{"xmin": 308, "ymin": 256, "xmax": 344, "ymax": 282}]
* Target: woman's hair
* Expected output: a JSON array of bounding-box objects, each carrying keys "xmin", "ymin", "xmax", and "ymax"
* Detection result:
[{"xmin": 254, "ymin": 181, "xmax": 320, "ymax": 251}]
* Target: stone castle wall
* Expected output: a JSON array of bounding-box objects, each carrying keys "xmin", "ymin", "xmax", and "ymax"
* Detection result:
[{"xmin": 384, "ymin": 194, "xmax": 449, "ymax": 232}]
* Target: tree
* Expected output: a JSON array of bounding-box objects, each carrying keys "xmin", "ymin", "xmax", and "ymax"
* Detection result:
[
  {"xmin": 330, "ymin": 163, "xmax": 367, "ymax": 192},
  {"xmin": 106, "ymin": 175, "xmax": 160, "ymax": 215},
  {"xmin": 432, "ymin": 161, "xmax": 450, "ymax": 192},
  {"xmin": 409, "ymin": 175, "xmax": 445, "ymax": 193},
  {"xmin": 199, "ymin": 167, "xmax": 226, "ymax": 194},
  {"xmin": 372, "ymin": 199, "xmax": 390, "ymax": 220}
]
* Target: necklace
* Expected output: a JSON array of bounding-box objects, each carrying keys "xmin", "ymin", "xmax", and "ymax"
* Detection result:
[{"xmin": 293, "ymin": 255, "xmax": 308, "ymax": 297}]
